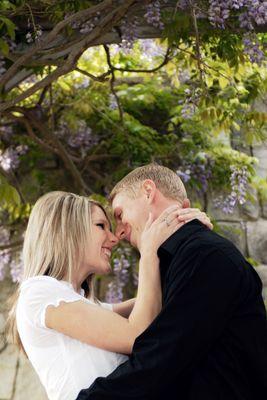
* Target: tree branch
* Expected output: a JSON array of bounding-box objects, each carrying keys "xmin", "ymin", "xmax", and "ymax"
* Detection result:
[
  {"xmin": 0, "ymin": 240, "xmax": 23, "ymax": 251},
  {"xmin": 75, "ymin": 67, "xmax": 111, "ymax": 82},
  {"xmin": 0, "ymin": 0, "xmax": 114, "ymax": 88},
  {"xmin": 0, "ymin": 0, "xmax": 137, "ymax": 112},
  {"xmin": 104, "ymin": 44, "xmax": 124, "ymax": 124},
  {"xmin": 8, "ymin": 107, "xmax": 92, "ymax": 194},
  {"xmin": 113, "ymin": 47, "xmax": 171, "ymax": 73}
]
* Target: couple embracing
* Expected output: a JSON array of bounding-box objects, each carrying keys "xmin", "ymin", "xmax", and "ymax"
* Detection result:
[{"xmin": 7, "ymin": 163, "xmax": 267, "ymax": 400}]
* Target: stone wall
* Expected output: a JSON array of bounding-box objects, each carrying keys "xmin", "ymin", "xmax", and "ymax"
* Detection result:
[
  {"xmin": 205, "ymin": 142, "xmax": 267, "ymax": 305},
  {"xmin": 0, "ymin": 277, "xmax": 48, "ymax": 400},
  {"xmin": 0, "ymin": 143, "xmax": 267, "ymax": 400},
  {"xmin": 207, "ymin": 142, "xmax": 267, "ymax": 302}
]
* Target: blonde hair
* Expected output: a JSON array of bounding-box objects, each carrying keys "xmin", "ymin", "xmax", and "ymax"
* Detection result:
[
  {"xmin": 6, "ymin": 191, "xmax": 110, "ymax": 354},
  {"xmin": 110, "ymin": 163, "xmax": 187, "ymax": 203}
]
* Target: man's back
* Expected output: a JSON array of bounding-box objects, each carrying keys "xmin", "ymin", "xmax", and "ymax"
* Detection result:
[
  {"xmin": 78, "ymin": 220, "xmax": 267, "ymax": 400},
  {"xmin": 158, "ymin": 222, "xmax": 267, "ymax": 399}
]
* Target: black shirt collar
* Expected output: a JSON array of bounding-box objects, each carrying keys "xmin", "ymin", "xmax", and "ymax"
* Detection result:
[{"xmin": 158, "ymin": 219, "xmax": 207, "ymax": 259}]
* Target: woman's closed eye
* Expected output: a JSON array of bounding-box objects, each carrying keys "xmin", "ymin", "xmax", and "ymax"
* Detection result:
[{"xmin": 96, "ymin": 223, "xmax": 105, "ymax": 230}]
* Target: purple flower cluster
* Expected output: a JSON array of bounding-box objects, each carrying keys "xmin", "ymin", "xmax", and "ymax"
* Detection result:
[
  {"xmin": 177, "ymin": 0, "xmax": 190, "ymax": 10},
  {"xmin": 180, "ymin": 88, "xmax": 201, "ymax": 119},
  {"xmin": 120, "ymin": 17, "xmax": 139, "ymax": 53},
  {"xmin": 177, "ymin": 152, "xmax": 214, "ymax": 193},
  {"xmin": 208, "ymin": 0, "xmax": 231, "ymax": 29},
  {"xmin": 108, "ymin": 94, "xmax": 118, "ymax": 110},
  {"xmin": 67, "ymin": 11, "xmax": 101, "ymax": 34},
  {"xmin": 247, "ymin": 1, "xmax": 267, "ymax": 26},
  {"xmin": 0, "ymin": 125, "xmax": 13, "ymax": 141},
  {"xmin": 209, "ymin": 0, "xmax": 267, "ymax": 29},
  {"xmin": 243, "ymin": 33, "xmax": 264, "ymax": 64},
  {"xmin": 0, "ymin": 145, "xmax": 28, "ymax": 172},
  {"xmin": 10, "ymin": 252, "xmax": 23, "ymax": 283},
  {"xmin": 56, "ymin": 120, "xmax": 96, "ymax": 150},
  {"xmin": 74, "ymin": 76, "xmax": 90, "ymax": 89},
  {"xmin": 178, "ymin": 68, "xmax": 191, "ymax": 84},
  {"xmin": 26, "ymin": 21, "xmax": 43, "ymax": 43},
  {"xmin": 105, "ymin": 249, "xmax": 131, "ymax": 303},
  {"xmin": 0, "ymin": 227, "xmax": 11, "ymax": 281},
  {"xmin": 0, "ymin": 56, "xmax": 6, "ymax": 77},
  {"xmin": 214, "ymin": 165, "xmax": 249, "ymax": 214},
  {"xmin": 139, "ymin": 39, "xmax": 165, "ymax": 61},
  {"xmin": 144, "ymin": 1, "xmax": 164, "ymax": 30},
  {"xmin": 239, "ymin": 10, "xmax": 254, "ymax": 30},
  {"xmin": 181, "ymin": 103, "xmax": 196, "ymax": 119},
  {"xmin": 67, "ymin": 125, "xmax": 93, "ymax": 149}
]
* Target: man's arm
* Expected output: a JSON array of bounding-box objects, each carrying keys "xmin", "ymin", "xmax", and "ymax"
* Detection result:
[{"xmin": 77, "ymin": 247, "xmax": 243, "ymax": 400}]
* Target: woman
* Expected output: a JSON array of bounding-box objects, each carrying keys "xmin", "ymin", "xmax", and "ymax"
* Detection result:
[{"xmin": 6, "ymin": 191, "xmax": 211, "ymax": 400}]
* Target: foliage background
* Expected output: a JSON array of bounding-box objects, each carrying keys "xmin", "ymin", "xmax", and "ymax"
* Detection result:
[{"xmin": 0, "ymin": 0, "xmax": 266, "ymax": 302}]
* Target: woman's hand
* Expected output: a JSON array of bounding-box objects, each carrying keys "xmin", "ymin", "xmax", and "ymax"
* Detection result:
[
  {"xmin": 177, "ymin": 208, "xmax": 213, "ymax": 230},
  {"xmin": 140, "ymin": 205, "xmax": 183, "ymax": 255},
  {"xmin": 139, "ymin": 206, "xmax": 213, "ymax": 255}
]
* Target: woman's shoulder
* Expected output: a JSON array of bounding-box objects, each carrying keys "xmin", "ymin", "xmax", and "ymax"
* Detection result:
[
  {"xmin": 20, "ymin": 275, "xmax": 64, "ymax": 290},
  {"xmin": 19, "ymin": 276, "xmax": 79, "ymax": 301}
]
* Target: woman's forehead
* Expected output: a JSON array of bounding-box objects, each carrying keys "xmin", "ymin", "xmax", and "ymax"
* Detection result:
[{"xmin": 92, "ymin": 205, "xmax": 108, "ymax": 219}]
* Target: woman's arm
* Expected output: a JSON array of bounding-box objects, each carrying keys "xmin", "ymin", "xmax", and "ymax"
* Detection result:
[
  {"xmin": 45, "ymin": 206, "xmax": 180, "ymax": 355},
  {"xmin": 45, "ymin": 206, "xmax": 212, "ymax": 355},
  {"xmin": 113, "ymin": 298, "xmax": 136, "ymax": 318}
]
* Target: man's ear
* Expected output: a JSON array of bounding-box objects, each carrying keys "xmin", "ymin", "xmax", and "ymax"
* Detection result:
[
  {"xmin": 142, "ymin": 179, "xmax": 156, "ymax": 203},
  {"xmin": 182, "ymin": 198, "xmax": 190, "ymax": 208}
]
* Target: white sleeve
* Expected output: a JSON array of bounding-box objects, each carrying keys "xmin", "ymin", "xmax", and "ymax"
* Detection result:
[{"xmin": 19, "ymin": 277, "xmax": 86, "ymax": 329}]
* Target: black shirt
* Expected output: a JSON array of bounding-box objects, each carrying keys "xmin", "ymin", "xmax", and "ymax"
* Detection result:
[{"xmin": 77, "ymin": 220, "xmax": 267, "ymax": 400}]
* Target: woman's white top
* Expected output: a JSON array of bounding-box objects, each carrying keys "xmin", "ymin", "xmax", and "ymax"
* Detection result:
[{"xmin": 16, "ymin": 276, "xmax": 128, "ymax": 400}]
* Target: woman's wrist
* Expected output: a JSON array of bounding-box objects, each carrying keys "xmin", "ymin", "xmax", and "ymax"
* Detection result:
[{"xmin": 139, "ymin": 252, "xmax": 159, "ymax": 265}]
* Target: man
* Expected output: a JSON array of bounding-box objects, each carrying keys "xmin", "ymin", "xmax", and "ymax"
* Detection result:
[{"xmin": 77, "ymin": 163, "xmax": 267, "ymax": 400}]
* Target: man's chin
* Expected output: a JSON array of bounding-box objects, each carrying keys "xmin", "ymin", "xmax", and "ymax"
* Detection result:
[{"xmin": 129, "ymin": 235, "xmax": 138, "ymax": 249}]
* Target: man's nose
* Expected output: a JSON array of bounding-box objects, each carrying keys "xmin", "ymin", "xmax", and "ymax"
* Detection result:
[{"xmin": 115, "ymin": 223, "xmax": 128, "ymax": 240}]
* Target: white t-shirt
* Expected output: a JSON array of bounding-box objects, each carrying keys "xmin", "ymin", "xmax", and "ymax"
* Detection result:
[{"xmin": 16, "ymin": 276, "xmax": 128, "ymax": 400}]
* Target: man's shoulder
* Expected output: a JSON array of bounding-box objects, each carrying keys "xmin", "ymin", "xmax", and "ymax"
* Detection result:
[{"xmin": 180, "ymin": 225, "xmax": 246, "ymax": 266}]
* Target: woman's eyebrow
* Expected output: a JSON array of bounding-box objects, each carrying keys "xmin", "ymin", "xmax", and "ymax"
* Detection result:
[{"xmin": 93, "ymin": 218, "xmax": 108, "ymax": 224}]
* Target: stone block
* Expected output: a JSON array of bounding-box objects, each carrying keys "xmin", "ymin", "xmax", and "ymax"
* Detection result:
[
  {"xmin": 255, "ymin": 265, "xmax": 267, "ymax": 309},
  {"xmin": 253, "ymin": 144, "xmax": 267, "ymax": 179},
  {"xmin": 13, "ymin": 352, "xmax": 48, "ymax": 400},
  {"xmin": 254, "ymin": 265, "xmax": 267, "ymax": 287},
  {"xmin": 216, "ymin": 222, "xmax": 247, "ymax": 256},
  {"xmin": 0, "ymin": 277, "xmax": 15, "ymax": 313},
  {"xmin": 240, "ymin": 186, "xmax": 260, "ymax": 221},
  {"xmin": 0, "ymin": 313, "xmax": 5, "ymax": 334},
  {"xmin": 247, "ymin": 219, "xmax": 267, "ymax": 264},
  {"xmin": 207, "ymin": 194, "xmax": 241, "ymax": 222},
  {"xmin": 262, "ymin": 199, "xmax": 267, "ymax": 219},
  {"xmin": 186, "ymin": 188, "xmax": 205, "ymax": 210},
  {"xmin": 0, "ymin": 344, "xmax": 19, "ymax": 399}
]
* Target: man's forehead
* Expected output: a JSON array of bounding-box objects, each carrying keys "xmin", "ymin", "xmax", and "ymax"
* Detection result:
[{"xmin": 111, "ymin": 193, "xmax": 124, "ymax": 214}]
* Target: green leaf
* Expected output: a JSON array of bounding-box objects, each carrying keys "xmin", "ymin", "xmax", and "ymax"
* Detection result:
[
  {"xmin": 0, "ymin": 175, "xmax": 21, "ymax": 207},
  {"xmin": 0, "ymin": 15, "xmax": 16, "ymax": 39},
  {"xmin": 0, "ymin": 37, "xmax": 9, "ymax": 56}
]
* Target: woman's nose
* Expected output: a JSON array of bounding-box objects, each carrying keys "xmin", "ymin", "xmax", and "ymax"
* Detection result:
[{"xmin": 108, "ymin": 231, "xmax": 119, "ymax": 246}]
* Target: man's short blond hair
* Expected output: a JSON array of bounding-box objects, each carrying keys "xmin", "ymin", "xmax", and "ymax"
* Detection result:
[{"xmin": 110, "ymin": 163, "xmax": 187, "ymax": 203}]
